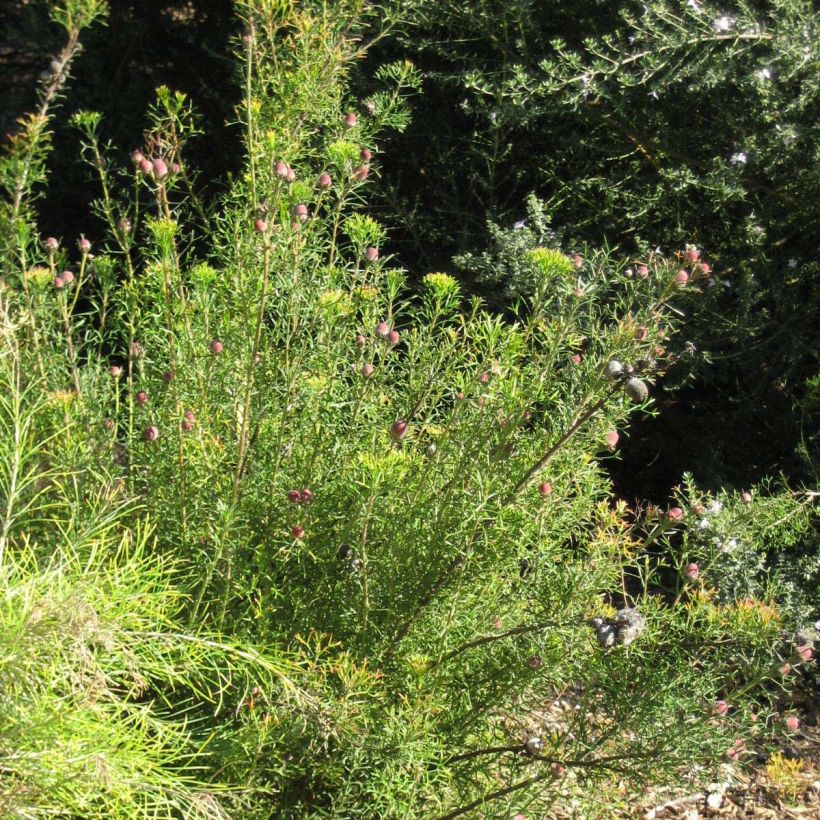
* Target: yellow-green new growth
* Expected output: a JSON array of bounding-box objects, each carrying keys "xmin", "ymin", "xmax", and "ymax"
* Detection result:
[
  {"xmin": 527, "ymin": 247, "xmax": 574, "ymax": 279},
  {"xmin": 422, "ymin": 272, "xmax": 460, "ymax": 298}
]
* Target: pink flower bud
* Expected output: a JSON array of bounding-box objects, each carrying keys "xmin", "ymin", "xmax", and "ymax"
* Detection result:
[
  {"xmin": 354, "ymin": 165, "xmax": 369, "ymax": 181},
  {"xmin": 572, "ymin": 254, "xmax": 583, "ymax": 269},
  {"xmin": 538, "ymin": 482, "xmax": 552, "ymax": 497},
  {"xmin": 135, "ymin": 390, "xmax": 148, "ymax": 406},
  {"xmin": 162, "ymin": 370, "xmax": 174, "ymax": 383},
  {"xmin": 493, "ymin": 618, "xmax": 503, "ymax": 630},
  {"xmin": 53, "ymin": 276, "xmax": 64, "ymax": 289},
  {"xmin": 376, "ymin": 321, "xmax": 390, "ymax": 338},
  {"xmin": 785, "ymin": 716, "xmax": 800, "ymax": 732},
  {"xmin": 291, "ymin": 525, "xmax": 305, "ymax": 539},
  {"xmin": 365, "ymin": 246, "xmax": 379, "ymax": 263},
  {"xmin": 355, "ymin": 334, "xmax": 366, "ymax": 347},
  {"xmin": 77, "ymin": 237, "xmax": 91, "ymax": 254},
  {"xmin": 685, "ymin": 247, "xmax": 700, "ymax": 263},
  {"xmin": 118, "ymin": 217, "xmax": 132, "ymax": 234},
  {"xmin": 139, "ymin": 158, "xmax": 153, "ymax": 175},
  {"xmin": 110, "ymin": 365, "xmax": 122, "ymax": 378},
  {"xmin": 636, "ymin": 264, "xmax": 649, "ymax": 279},
  {"xmin": 344, "ymin": 112, "xmax": 358, "ymax": 127},
  {"xmin": 171, "ymin": 162, "xmax": 181, "ymax": 175},
  {"xmin": 152, "ymin": 158, "xmax": 168, "ymax": 180},
  {"xmin": 387, "ymin": 330, "xmax": 400, "ymax": 346},
  {"xmin": 605, "ymin": 430, "xmax": 620, "ymax": 449},
  {"xmin": 43, "ymin": 237, "xmax": 59, "ymax": 253},
  {"xmin": 456, "ymin": 392, "xmax": 465, "ymax": 402},
  {"xmin": 286, "ymin": 167, "xmax": 296, "ymax": 183},
  {"xmin": 287, "ymin": 490, "xmax": 301, "ymax": 504},
  {"xmin": 292, "ymin": 203, "xmax": 308, "ymax": 221},
  {"xmin": 780, "ymin": 662, "xmax": 792, "ymax": 675},
  {"xmin": 318, "ymin": 172, "xmax": 332, "ymax": 189},
  {"xmin": 60, "ymin": 270, "xmax": 74, "ymax": 284},
  {"xmin": 360, "ymin": 148, "xmax": 372, "ymax": 161},
  {"xmin": 254, "ymin": 218, "xmax": 267, "ymax": 233},
  {"xmin": 184, "ymin": 410, "xmax": 195, "ymax": 423},
  {"xmin": 210, "ymin": 339, "xmax": 224, "ymax": 355},
  {"xmin": 478, "ymin": 372, "xmax": 490, "ymax": 384},
  {"xmin": 685, "ymin": 562, "xmax": 700, "ymax": 579},
  {"xmin": 740, "ymin": 491, "xmax": 752, "ymax": 504},
  {"xmin": 571, "ymin": 353, "xmax": 582, "ymax": 365},
  {"xmin": 573, "ymin": 286, "xmax": 585, "ymax": 297},
  {"xmin": 527, "ymin": 655, "xmax": 542, "ymax": 669},
  {"xmin": 143, "ymin": 425, "xmax": 159, "ymax": 442},
  {"xmin": 635, "ymin": 326, "xmax": 649, "ymax": 341},
  {"xmin": 390, "ymin": 419, "xmax": 408, "ymax": 441},
  {"xmin": 667, "ymin": 507, "xmax": 683, "ymax": 521},
  {"xmin": 674, "ymin": 269, "xmax": 689, "ymax": 287},
  {"xmin": 713, "ymin": 700, "xmax": 729, "ymax": 716},
  {"xmin": 362, "ymin": 363, "xmax": 375, "ymax": 378},
  {"xmin": 696, "ymin": 262, "xmax": 711, "ymax": 274},
  {"xmin": 181, "ymin": 419, "xmax": 194, "ymax": 432},
  {"xmin": 131, "ymin": 149, "xmax": 145, "ymax": 165},
  {"xmin": 300, "ymin": 488, "xmax": 313, "ymax": 504},
  {"xmin": 130, "ymin": 341, "xmax": 144, "ymax": 359},
  {"xmin": 275, "ymin": 161, "xmax": 289, "ymax": 179},
  {"xmin": 104, "ymin": 418, "xmax": 114, "ymax": 431},
  {"xmin": 797, "ymin": 645, "xmax": 814, "ymax": 662}
]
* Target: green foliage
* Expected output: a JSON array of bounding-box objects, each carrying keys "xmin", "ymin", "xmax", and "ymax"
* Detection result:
[
  {"xmin": 0, "ymin": 332, "xmax": 303, "ymax": 818},
  {"xmin": 373, "ymin": 0, "xmax": 820, "ymax": 486},
  {"xmin": 0, "ymin": 0, "xmax": 816, "ymax": 817},
  {"xmin": 669, "ymin": 476, "xmax": 819, "ymax": 624}
]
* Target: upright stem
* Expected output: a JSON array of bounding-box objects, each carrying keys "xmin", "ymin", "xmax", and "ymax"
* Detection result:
[
  {"xmin": 59, "ymin": 293, "xmax": 82, "ymax": 395},
  {"xmin": 232, "ymin": 243, "xmax": 272, "ymax": 499}
]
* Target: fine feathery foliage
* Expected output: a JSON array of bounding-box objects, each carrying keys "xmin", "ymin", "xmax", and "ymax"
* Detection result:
[{"xmin": 0, "ymin": 0, "xmax": 816, "ymax": 817}]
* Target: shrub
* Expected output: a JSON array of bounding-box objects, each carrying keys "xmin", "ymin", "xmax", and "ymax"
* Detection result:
[
  {"xmin": 0, "ymin": 0, "xmax": 815, "ymax": 816},
  {"xmin": 370, "ymin": 0, "xmax": 820, "ymax": 488}
]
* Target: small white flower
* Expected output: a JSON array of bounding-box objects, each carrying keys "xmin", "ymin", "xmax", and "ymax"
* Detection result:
[
  {"xmin": 687, "ymin": 0, "xmax": 701, "ymax": 9},
  {"xmin": 726, "ymin": 538, "xmax": 739, "ymax": 552},
  {"xmin": 788, "ymin": 258, "xmax": 798, "ymax": 269},
  {"xmin": 489, "ymin": 110, "xmax": 498, "ymax": 124},
  {"xmin": 730, "ymin": 151, "xmax": 748, "ymax": 166},
  {"xmin": 708, "ymin": 500, "xmax": 724, "ymax": 515},
  {"xmin": 699, "ymin": 518, "xmax": 711, "ymax": 530},
  {"xmin": 513, "ymin": 220, "xmax": 526, "ymax": 230},
  {"xmin": 713, "ymin": 15, "xmax": 735, "ymax": 32},
  {"xmin": 757, "ymin": 67, "xmax": 772, "ymax": 80},
  {"xmin": 648, "ymin": 89, "xmax": 659, "ymax": 99}
]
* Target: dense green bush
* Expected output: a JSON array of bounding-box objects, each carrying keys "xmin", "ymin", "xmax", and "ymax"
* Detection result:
[
  {"xmin": 0, "ymin": 1, "xmax": 816, "ymax": 817},
  {"xmin": 369, "ymin": 0, "xmax": 820, "ymax": 489}
]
